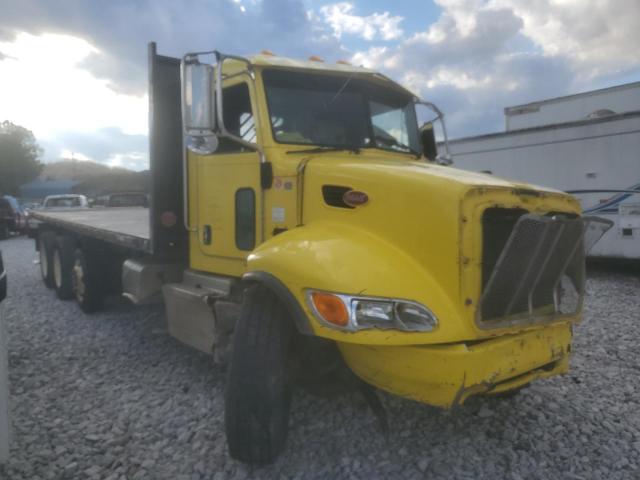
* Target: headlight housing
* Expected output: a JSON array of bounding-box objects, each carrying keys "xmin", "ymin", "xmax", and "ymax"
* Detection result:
[{"xmin": 306, "ymin": 290, "xmax": 438, "ymax": 332}]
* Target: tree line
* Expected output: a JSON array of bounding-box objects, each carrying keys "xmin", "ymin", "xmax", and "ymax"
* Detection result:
[{"xmin": 0, "ymin": 121, "xmax": 43, "ymax": 196}]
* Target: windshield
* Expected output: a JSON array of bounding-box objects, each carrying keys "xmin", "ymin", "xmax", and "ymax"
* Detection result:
[{"xmin": 263, "ymin": 69, "xmax": 420, "ymax": 154}]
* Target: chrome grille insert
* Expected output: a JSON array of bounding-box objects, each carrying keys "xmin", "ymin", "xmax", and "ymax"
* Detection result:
[{"xmin": 478, "ymin": 213, "xmax": 612, "ymax": 328}]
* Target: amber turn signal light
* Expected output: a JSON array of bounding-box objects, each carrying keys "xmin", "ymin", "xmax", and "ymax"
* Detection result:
[{"xmin": 311, "ymin": 292, "xmax": 349, "ymax": 326}]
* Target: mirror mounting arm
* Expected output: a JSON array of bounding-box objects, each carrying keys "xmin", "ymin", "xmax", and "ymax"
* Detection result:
[
  {"xmin": 416, "ymin": 100, "xmax": 453, "ymax": 165},
  {"xmin": 214, "ymin": 52, "xmax": 261, "ymax": 155}
]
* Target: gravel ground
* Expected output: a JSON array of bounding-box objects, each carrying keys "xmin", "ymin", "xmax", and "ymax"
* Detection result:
[{"xmin": 0, "ymin": 235, "xmax": 639, "ymax": 479}]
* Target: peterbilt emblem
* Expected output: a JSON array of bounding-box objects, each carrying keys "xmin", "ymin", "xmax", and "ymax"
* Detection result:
[{"xmin": 343, "ymin": 190, "xmax": 369, "ymax": 207}]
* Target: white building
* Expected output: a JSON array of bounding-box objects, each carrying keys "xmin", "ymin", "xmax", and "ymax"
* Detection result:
[
  {"xmin": 504, "ymin": 81, "xmax": 640, "ymax": 131},
  {"xmin": 449, "ymin": 81, "xmax": 640, "ymax": 259}
]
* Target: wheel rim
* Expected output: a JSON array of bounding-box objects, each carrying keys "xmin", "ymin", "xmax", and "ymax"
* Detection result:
[
  {"xmin": 53, "ymin": 249, "xmax": 62, "ymax": 288},
  {"xmin": 39, "ymin": 239, "xmax": 48, "ymax": 278},
  {"xmin": 72, "ymin": 258, "xmax": 85, "ymax": 303}
]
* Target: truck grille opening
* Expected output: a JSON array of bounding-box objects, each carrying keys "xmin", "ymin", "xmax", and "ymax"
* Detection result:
[
  {"xmin": 481, "ymin": 208, "xmax": 528, "ymax": 292},
  {"xmin": 479, "ymin": 208, "xmax": 586, "ymax": 327},
  {"xmin": 322, "ymin": 185, "xmax": 354, "ymax": 209}
]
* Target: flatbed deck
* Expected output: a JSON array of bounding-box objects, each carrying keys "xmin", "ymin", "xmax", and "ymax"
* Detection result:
[{"xmin": 32, "ymin": 208, "xmax": 150, "ymax": 252}]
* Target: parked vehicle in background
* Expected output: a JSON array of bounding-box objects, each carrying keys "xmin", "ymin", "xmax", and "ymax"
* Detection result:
[
  {"xmin": 41, "ymin": 194, "xmax": 89, "ymax": 209},
  {"xmin": 105, "ymin": 192, "xmax": 148, "ymax": 208},
  {"xmin": 26, "ymin": 194, "xmax": 90, "ymax": 238},
  {"xmin": 30, "ymin": 42, "xmax": 612, "ymax": 465},
  {"xmin": 0, "ymin": 196, "xmax": 27, "ymax": 239},
  {"xmin": 0, "ymin": 249, "xmax": 8, "ymax": 464},
  {"xmin": 0, "ymin": 251, "xmax": 5, "ymax": 300}
]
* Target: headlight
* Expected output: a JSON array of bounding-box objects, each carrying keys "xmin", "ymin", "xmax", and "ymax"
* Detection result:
[{"xmin": 306, "ymin": 290, "xmax": 438, "ymax": 332}]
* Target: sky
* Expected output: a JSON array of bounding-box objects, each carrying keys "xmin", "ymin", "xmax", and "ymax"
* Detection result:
[{"xmin": 0, "ymin": 0, "xmax": 639, "ymax": 171}]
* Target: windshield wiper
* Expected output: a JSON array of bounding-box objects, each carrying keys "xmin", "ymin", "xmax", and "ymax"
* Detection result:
[
  {"xmin": 287, "ymin": 145, "xmax": 361, "ymax": 155},
  {"xmin": 372, "ymin": 135, "xmax": 421, "ymax": 158}
]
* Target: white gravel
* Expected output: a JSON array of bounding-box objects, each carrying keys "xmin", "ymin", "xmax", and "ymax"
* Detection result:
[{"xmin": 0, "ymin": 236, "xmax": 639, "ymax": 479}]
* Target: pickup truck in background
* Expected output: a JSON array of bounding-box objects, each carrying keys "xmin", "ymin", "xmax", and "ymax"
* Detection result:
[
  {"xmin": 30, "ymin": 42, "xmax": 612, "ymax": 465},
  {"xmin": 26, "ymin": 194, "xmax": 90, "ymax": 238}
]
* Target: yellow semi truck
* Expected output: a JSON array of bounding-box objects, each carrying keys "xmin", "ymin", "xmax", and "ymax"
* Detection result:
[{"xmin": 32, "ymin": 43, "xmax": 611, "ymax": 464}]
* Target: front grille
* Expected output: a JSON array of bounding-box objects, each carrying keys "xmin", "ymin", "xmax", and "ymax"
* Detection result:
[{"xmin": 479, "ymin": 210, "xmax": 588, "ymax": 327}]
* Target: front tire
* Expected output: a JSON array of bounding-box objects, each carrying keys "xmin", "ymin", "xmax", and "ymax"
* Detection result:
[
  {"xmin": 224, "ymin": 284, "xmax": 294, "ymax": 465},
  {"xmin": 71, "ymin": 247, "xmax": 103, "ymax": 313}
]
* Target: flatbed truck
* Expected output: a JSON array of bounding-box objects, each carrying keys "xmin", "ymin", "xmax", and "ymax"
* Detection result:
[{"xmin": 32, "ymin": 43, "xmax": 610, "ymax": 464}]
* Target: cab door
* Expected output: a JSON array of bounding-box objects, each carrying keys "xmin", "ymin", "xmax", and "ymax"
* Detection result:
[{"xmin": 195, "ymin": 80, "xmax": 262, "ymax": 269}]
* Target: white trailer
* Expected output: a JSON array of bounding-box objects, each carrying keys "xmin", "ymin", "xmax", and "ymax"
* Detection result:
[{"xmin": 449, "ymin": 85, "xmax": 640, "ymax": 259}]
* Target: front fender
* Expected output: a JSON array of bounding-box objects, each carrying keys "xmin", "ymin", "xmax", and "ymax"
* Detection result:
[{"xmin": 246, "ymin": 221, "xmax": 472, "ymax": 345}]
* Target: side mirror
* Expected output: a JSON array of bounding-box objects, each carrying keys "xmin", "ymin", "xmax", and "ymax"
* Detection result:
[
  {"xmin": 420, "ymin": 122, "xmax": 438, "ymax": 162},
  {"xmin": 182, "ymin": 59, "xmax": 218, "ymax": 154}
]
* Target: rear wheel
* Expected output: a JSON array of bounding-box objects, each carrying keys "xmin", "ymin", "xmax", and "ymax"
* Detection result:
[
  {"xmin": 0, "ymin": 222, "xmax": 8, "ymax": 240},
  {"xmin": 39, "ymin": 232, "xmax": 56, "ymax": 288},
  {"xmin": 52, "ymin": 236, "xmax": 75, "ymax": 300},
  {"xmin": 71, "ymin": 247, "xmax": 103, "ymax": 313},
  {"xmin": 224, "ymin": 284, "xmax": 294, "ymax": 465}
]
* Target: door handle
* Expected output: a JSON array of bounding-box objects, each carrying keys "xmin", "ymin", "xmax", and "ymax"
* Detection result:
[{"xmin": 202, "ymin": 225, "xmax": 212, "ymax": 245}]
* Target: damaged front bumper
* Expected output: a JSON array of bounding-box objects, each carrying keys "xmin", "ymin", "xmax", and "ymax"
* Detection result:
[{"xmin": 338, "ymin": 321, "xmax": 572, "ymax": 408}]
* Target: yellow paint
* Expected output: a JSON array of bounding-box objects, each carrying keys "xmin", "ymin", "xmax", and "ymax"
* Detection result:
[
  {"xmin": 338, "ymin": 321, "xmax": 572, "ymax": 407},
  {"xmin": 185, "ymin": 54, "xmax": 585, "ymax": 408}
]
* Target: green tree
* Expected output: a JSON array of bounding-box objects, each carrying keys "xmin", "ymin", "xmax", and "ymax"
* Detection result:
[{"xmin": 0, "ymin": 121, "xmax": 43, "ymax": 196}]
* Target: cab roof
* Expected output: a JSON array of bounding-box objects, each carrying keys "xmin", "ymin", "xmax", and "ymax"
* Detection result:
[
  {"xmin": 243, "ymin": 53, "xmax": 417, "ymax": 98},
  {"xmin": 248, "ymin": 53, "xmax": 374, "ymax": 75}
]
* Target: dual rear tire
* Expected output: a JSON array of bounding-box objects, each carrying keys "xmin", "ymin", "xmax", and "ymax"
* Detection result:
[
  {"xmin": 71, "ymin": 246, "xmax": 103, "ymax": 313},
  {"xmin": 39, "ymin": 232, "xmax": 103, "ymax": 312},
  {"xmin": 52, "ymin": 236, "xmax": 75, "ymax": 300},
  {"xmin": 39, "ymin": 232, "xmax": 56, "ymax": 288}
]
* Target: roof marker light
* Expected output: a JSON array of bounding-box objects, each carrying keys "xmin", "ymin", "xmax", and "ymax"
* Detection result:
[
  {"xmin": 336, "ymin": 60, "xmax": 351, "ymax": 65},
  {"xmin": 261, "ymin": 49, "xmax": 275, "ymax": 56},
  {"xmin": 308, "ymin": 55, "xmax": 324, "ymax": 62}
]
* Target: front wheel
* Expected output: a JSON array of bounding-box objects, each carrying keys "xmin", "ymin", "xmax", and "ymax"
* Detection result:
[{"xmin": 224, "ymin": 284, "xmax": 294, "ymax": 465}]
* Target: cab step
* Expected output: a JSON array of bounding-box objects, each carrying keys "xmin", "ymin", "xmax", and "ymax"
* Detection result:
[{"xmin": 162, "ymin": 271, "xmax": 239, "ymax": 360}]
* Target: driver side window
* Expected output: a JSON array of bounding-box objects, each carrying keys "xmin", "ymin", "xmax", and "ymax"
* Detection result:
[{"xmin": 217, "ymin": 83, "xmax": 256, "ymax": 153}]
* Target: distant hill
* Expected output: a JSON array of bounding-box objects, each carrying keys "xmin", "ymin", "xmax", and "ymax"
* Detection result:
[
  {"xmin": 41, "ymin": 160, "xmax": 149, "ymax": 197},
  {"xmin": 41, "ymin": 160, "xmax": 134, "ymax": 181}
]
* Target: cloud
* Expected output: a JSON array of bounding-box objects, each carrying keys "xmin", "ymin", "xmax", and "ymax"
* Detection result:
[
  {"xmin": 320, "ymin": 2, "xmax": 404, "ymax": 41},
  {"xmin": 349, "ymin": 0, "xmax": 640, "ymax": 138},
  {"xmin": 0, "ymin": 0, "xmax": 343, "ymax": 96},
  {"xmin": 0, "ymin": 0, "xmax": 346, "ymax": 169},
  {"xmin": 493, "ymin": 0, "xmax": 640, "ymax": 78},
  {"xmin": 1, "ymin": 0, "xmax": 639, "ymax": 167},
  {"xmin": 0, "ymin": 32, "xmax": 147, "ymax": 141},
  {"xmin": 40, "ymin": 127, "xmax": 148, "ymax": 171}
]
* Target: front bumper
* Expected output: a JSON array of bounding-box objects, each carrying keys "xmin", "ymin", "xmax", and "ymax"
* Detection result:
[{"xmin": 338, "ymin": 321, "xmax": 572, "ymax": 408}]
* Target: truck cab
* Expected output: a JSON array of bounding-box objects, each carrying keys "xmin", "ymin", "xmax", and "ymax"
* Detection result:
[{"xmin": 148, "ymin": 46, "xmax": 609, "ymax": 463}]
